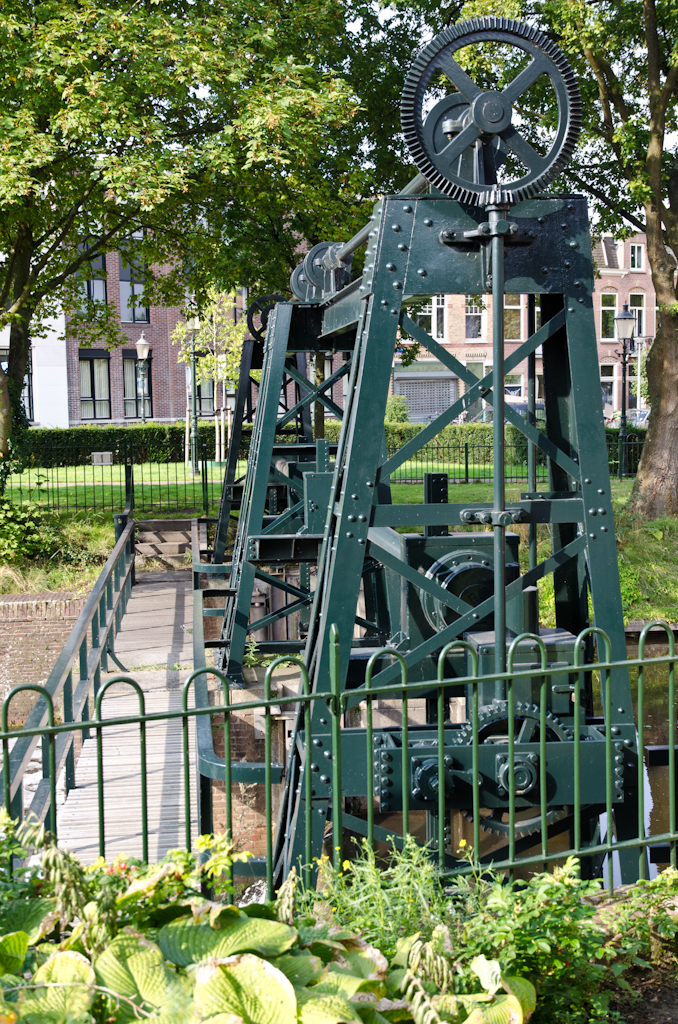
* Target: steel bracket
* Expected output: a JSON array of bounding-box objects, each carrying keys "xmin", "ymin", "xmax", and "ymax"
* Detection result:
[{"xmin": 459, "ymin": 508, "xmax": 526, "ymax": 526}]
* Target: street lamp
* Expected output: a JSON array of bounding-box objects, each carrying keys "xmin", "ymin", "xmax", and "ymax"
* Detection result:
[
  {"xmin": 614, "ymin": 302, "xmax": 636, "ymax": 478},
  {"xmin": 186, "ymin": 316, "xmax": 200, "ymax": 475},
  {"xmin": 135, "ymin": 332, "xmax": 150, "ymax": 424}
]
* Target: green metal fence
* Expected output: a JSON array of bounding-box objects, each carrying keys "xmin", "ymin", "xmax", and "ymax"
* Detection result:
[
  {"xmin": 3, "ymin": 440, "xmax": 222, "ymax": 515},
  {"xmin": 6, "ymin": 560, "xmax": 675, "ymax": 896},
  {"xmin": 384, "ymin": 439, "xmax": 645, "ymax": 484}
]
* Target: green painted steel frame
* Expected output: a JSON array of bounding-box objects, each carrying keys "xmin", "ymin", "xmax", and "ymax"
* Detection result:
[{"xmin": 202, "ymin": 190, "xmax": 637, "ymax": 883}]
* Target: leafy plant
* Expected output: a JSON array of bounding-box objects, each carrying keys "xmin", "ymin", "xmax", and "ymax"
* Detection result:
[{"xmin": 0, "ymin": 502, "xmax": 60, "ymax": 564}]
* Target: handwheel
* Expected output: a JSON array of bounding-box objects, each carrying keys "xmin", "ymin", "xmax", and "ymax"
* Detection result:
[
  {"xmin": 246, "ymin": 294, "xmax": 286, "ymax": 342},
  {"xmin": 401, "ymin": 17, "xmax": 581, "ymax": 204}
]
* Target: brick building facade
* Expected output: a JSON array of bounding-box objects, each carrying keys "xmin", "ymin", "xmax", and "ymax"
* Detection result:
[
  {"xmin": 12, "ymin": 229, "xmax": 654, "ymax": 430},
  {"xmin": 393, "ymin": 232, "xmax": 655, "ymax": 423}
]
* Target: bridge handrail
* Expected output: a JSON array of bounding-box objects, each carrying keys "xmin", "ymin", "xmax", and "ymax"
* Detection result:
[{"xmin": 0, "ymin": 516, "xmax": 136, "ymax": 826}]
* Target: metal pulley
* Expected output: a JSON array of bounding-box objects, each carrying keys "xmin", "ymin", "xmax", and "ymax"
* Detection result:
[{"xmin": 401, "ymin": 17, "xmax": 581, "ymax": 204}]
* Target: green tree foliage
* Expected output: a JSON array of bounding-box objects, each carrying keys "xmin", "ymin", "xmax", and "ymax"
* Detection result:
[
  {"xmin": 386, "ymin": 394, "xmax": 411, "ymax": 422},
  {"xmin": 0, "ymin": 0, "xmax": 358, "ymax": 457},
  {"xmin": 171, "ymin": 292, "xmax": 248, "ymax": 392},
  {"xmin": 454, "ymin": 0, "xmax": 678, "ymax": 516}
]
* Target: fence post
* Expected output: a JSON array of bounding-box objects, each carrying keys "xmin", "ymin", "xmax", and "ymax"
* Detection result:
[
  {"xmin": 464, "ymin": 442, "xmax": 469, "ymax": 484},
  {"xmin": 201, "ymin": 444, "xmax": 209, "ymax": 517}
]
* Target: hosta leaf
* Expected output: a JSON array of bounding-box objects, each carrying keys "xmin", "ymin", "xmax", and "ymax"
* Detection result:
[
  {"xmin": 0, "ymin": 975, "xmax": 26, "ymax": 1003},
  {"xmin": 272, "ymin": 952, "xmax": 324, "ymax": 987},
  {"xmin": 354, "ymin": 1009, "xmax": 391, "ymax": 1024},
  {"xmin": 464, "ymin": 993, "xmax": 525, "ymax": 1024},
  {"xmin": 0, "ymin": 900, "xmax": 57, "ymax": 945},
  {"xmin": 194, "ymin": 954, "xmax": 297, "ymax": 1024},
  {"xmin": 501, "ymin": 976, "xmax": 536, "ymax": 1020},
  {"xmin": 17, "ymin": 950, "xmax": 94, "ymax": 1023},
  {"xmin": 0, "ymin": 934, "xmax": 27, "ymax": 978},
  {"xmin": 296, "ymin": 989, "xmax": 361, "ymax": 1024},
  {"xmin": 471, "ymin": 955, "xmax": 502, "ymax": 996},
  {"xmin": 331, "ymin": 945, "xmax": 387, "ymax": 981},
  {"xmin": 314, "ymin": 973, "xmax": 369, "ymax": 999},
  {"xmin": 95, "ymin": 933, "xmax": 191, "ymax": 1023},
  {"xmin": 158, "ymin": 914, "xmax": 297, "ymax": 967}
]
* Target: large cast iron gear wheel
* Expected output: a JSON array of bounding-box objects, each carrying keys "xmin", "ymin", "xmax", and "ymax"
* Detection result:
[
  {"xmin": 454, "ymin": 700, "xmax": 572, "ymax": 837},
  {"xmin": 401, "ymin": 17, "xmax": 581, "ymax": 205}
]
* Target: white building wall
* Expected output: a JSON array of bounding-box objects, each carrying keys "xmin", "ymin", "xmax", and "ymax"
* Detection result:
[{"xmin": 30, "ymin": 313, "xmax": 69, "ymax": 428}]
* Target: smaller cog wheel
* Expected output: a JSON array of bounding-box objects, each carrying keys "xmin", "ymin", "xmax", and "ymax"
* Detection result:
[
  {"xmin": 246, "ymin": 294, "xmax": 286, "ymax": 342},
  {"xmin": 454, "ymin": 700, "xmax": 572, "ymax": 837}
]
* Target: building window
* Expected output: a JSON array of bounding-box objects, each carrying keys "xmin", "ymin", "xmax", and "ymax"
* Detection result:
[
  {"xmin": 80, "ymin": 252, "xmax": 107, "ymax": 307},
  {"xmin": 79, "ymin": 354, "xmax": 110, "ymax": 419},
  {"xmin": 630, "ymin": 243, "xmax": 644, "ymax": 270},
  {"xmin": 197, "ymin": 379, "xmax": 214, "ymax": 415},
  {"xmin": 504, "ymin": 294, "xmax": 522, "ymax": 340},
  {"xmin": 417, "ymin": 295, "xmax": 445, "ymax": 341},
  {"xmin": 0, "ymin": 348, "xmax": 32, "ymax": 420},
  {"xmin": 465, "ymin": 296, "xmax": 482, "ymax": 339},
  {"xmin": 600, "ymin": 364, "xmax": 614, "ymax": 405},
  {"xmin": 505, "ymin": 373, "xmax": 522, "ymax": 396},
  {"xmin": 627, "ymin": 363, "xmax": 638, "ymax": 410},
  {"xmin": 119, "ymin": 233, "xmax": 149, "ymax": 323},
  {"xmin": 629, "ymin": 292, "xmax": 644, "ymax": 337},
  {"xmin": 123, "ymin": 355, "xmax": 152, "ymax": 419},
  {"xmin": 601, "ymin": 293, "xmax": 617, "ymax": 340}
]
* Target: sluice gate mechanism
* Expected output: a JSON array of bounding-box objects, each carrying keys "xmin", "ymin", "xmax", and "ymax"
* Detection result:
[{"xmin": 204, "ymin": 18, "xmax": 642, "ymax": 883}]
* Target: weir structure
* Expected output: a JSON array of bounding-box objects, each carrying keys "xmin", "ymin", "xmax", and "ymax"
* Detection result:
[{"xmin": 196, "ymin": 17, "xmax": 644, "ymax": 882}]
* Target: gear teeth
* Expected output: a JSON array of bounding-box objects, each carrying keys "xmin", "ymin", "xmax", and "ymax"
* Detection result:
[{"xmin": 401, "ymin": 16, "xmax": 581, "ymax": 203}]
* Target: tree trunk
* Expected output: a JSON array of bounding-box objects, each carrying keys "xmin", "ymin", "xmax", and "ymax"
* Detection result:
[
  {"xmin": 0, "ymin": 235, "xmax": 34, "ymax": 455},
  {"xmin": 0, "ymin": 369, "xmax": 10, "ymax": 458},
  {"xmin": 314, "ymin": 353, "xmax": 325, "ymax": 440},
  {"xmin": 629, "ymin": 204, "xmax": 678, "ymax": 517}
]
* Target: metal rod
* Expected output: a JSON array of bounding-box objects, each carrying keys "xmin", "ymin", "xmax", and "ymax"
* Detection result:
[
  {"xmin": 527, "ymin": 295, "xmax": 537, "ymax": 570},
  {"xmin": 437, "ymin": 685, "xmax": 445, "ymax": 872},
  {"xmin": 489, "ymin": 206, "xmax": 507, "ymax": 674},
  {"xmin": 329, "ymin": 625, "xmax": 343, "ymax": 872},
  {"xmin": 333, "ymin": 173, "xmax": 428, "ymax": 264}
]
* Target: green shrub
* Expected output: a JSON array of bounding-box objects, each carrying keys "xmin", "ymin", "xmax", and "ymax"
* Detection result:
[
  {"xmin": 385, "ymin": 394, "xmax": 410, "ymax": 422},
  {"xmin": 0, "ymin": 502, "xmax": 60, "ymax": 563}
]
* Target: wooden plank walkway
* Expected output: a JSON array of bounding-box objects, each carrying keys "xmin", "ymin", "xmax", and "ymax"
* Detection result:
[
  {"xmin": 55, "ymin": 567, "xmax": 198, "ymax": 864},
  {"xmin": 58, "ymin": 678, "xmax": 197, "ymax": 864}
]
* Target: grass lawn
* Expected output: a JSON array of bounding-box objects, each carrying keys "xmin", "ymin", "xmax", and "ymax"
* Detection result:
[{"xmin": 3, "ymin": 473, "xmax": 676, "ymax": 627}]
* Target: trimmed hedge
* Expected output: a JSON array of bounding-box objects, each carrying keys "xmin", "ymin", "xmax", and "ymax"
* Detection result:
[
  {"xmin": 26, "ymin": 423, "xmax": 218, "ymax": 467},
  {"xmin": 25, "ymin": 420, "xmax": 648, "ymax": 470}
]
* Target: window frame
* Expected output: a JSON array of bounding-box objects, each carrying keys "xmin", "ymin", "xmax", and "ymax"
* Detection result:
[
  {"xmin": 465, "ymin": 295, "xmax": 483, "ymax": 341},
  {"xmin": 600, "ymin": 292, "xmax": 617, "ymax": 340},
  {"xmin": 629, "ymin": 292, "xmax": 645, "ymax": 338},
  {"xmin": 119, "ymin": 242, "xmax": 150, "ymax": 324},
  {"xmin": 630, "ymin": 243, "xmax": 644, "ymax": 271},
  {"xmin": 78, "ymin": 350, "xmax": 111, "ymax": 420},
  {"xmin": 504, "ymin": 293, "xmax": 522, "ymax": 341},
  {"xmin": 122, "ymin": 352, "xmax": 153, "ymax": 419},
  {"xmin": 80, "ymin": 250, "xmax": 107, "ymax": 307}
]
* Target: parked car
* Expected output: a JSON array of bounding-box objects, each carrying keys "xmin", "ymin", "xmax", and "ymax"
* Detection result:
[{"xmin": 630, "ymin": 408, "xmax": 650, "ymax": 427}]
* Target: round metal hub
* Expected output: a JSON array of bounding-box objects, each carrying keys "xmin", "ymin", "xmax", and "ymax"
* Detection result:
[{"xmin": 472, "ymin": 91, "xmax": 512, "ymax": 134}]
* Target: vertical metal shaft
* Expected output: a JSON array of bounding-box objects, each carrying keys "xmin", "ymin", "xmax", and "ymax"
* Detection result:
[
  {"xmin": 190, "ymin": 332, "xmax": 199, "ymax": 475},
  {"xmin": 489, "ymin": 207, "xmax": 506, "ymax": 674},
  {"xmin": 527, "ymin": 295, "xmax": 537, "ymax": 570}
]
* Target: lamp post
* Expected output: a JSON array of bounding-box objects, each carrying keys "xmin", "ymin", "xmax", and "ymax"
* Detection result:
[
  {"xmin": 186, "ymin": 316, "xmax": 200, "ymax": 475},
  {"xmin": 614, "ymin": 302, "xmax": 636, "ymax": 479},
  {"xmin": 135, "ymin": 332, "xmax": 150, "ymax": 424}
]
